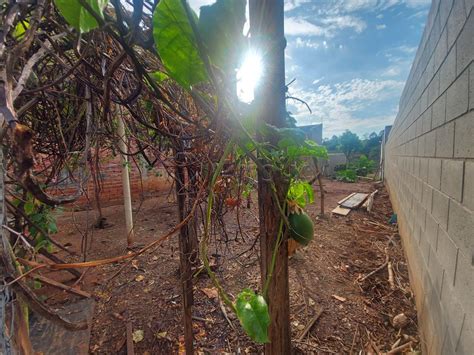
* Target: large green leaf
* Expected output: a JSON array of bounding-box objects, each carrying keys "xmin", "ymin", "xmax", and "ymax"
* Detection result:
[
  {"xmin": 198, "ymin": 0, "xmax": 246, "ymax": 71},
  {"xmin": 235, "ymin": 289, "xmax": 270, "ymax": 343},
  {"xmin": 54, "ymin": 0, "xmax": 108, "ymax": 33},
  {"xmin": 287, "ymin": 180, "xmax": 314, "ymax": 208},
  {"xmin": 153, "ymin": 0, "xmax": 208, "ymax": 88}
]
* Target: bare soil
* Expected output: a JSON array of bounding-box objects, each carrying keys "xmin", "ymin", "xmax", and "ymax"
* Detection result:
[{"xmin": 40, "ymin": 179, "xmax": 419, "ymax": 354}]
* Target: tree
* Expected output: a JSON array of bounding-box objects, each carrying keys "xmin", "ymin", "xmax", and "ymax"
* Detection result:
[
  {"xmin": 323, "ymin": 134, "xmax": 340, "ymax": 152},
  {"xmin": 361, "ymin": 130, "xmax": 383, "ymax": 161},
  {"xmin": 339, "ymin": 130, "xmax": 362, "ymax": 163},
  {"xmin": 250, "ymin": 1, "xmax": 292, "ymax": 353}
]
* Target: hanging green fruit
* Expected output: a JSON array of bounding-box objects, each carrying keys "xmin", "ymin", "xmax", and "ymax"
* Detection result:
[{"xmin": 288, "ymin": 211, "xmax": 314, "ymax": 246}]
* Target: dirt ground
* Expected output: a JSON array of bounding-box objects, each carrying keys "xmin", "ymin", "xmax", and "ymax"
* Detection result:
[{"xmin": 39, "ymin": 178, "xmax": 420, "ymax": 354}]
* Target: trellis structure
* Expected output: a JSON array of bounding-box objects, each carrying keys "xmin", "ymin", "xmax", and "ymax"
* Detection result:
[{"xmin": 0, "ymin": 0, "xmax": 326, "ymax": 353}]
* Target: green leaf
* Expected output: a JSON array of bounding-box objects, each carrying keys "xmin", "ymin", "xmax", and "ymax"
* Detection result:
[
  {"xmin": 48, "ymin": 221, "xmax": 58, "ymax": 234},
  {"xmin": 24, "ymin": 201, "xmax": 35, "ymax": 215},
  {"xmin": 34, "ymin": 239, "xmax": 48, "ymax": 252},
  {"xmin": 235, "ymin": 289, "xmax": 270, "ymax": 343},
  {"xmin": 287, "ymin": 180, "xmax": 314, "ymax": 208},
  {"xmin": 150, "ymin": 71, "xmax": 169, "ymax": 84},
  {"xmin": 198, "ymin": 0, "xmax": 246, "ymax": 71},
  {"xmin": 153, "ymin": 0, "xmax": 208, "ymax": 88},
  {"xmin": 33, "ymin": 280, "xmax": 42, "ymax": 289},
  {"xmin": 13, "ymin": 20, "xmax": 30, "ymax": 39},
  {"xmin": 54, "ymin": 0, "xmax": 108, "ymax": 33}
]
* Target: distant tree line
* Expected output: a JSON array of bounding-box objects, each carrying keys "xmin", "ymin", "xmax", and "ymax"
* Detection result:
[{"xmin": 322, "ymin": 130, "xmax": 383, "ymax": 163}]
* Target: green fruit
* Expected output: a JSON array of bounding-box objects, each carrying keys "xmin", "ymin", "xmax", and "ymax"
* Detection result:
[{"xmin": 288, "ymin": 211, "xmax": 314, "ymax": 246}]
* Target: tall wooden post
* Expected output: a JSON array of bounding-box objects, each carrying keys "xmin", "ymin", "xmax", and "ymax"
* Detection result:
[
  {"xmin": 249, "ymin": 1, "xmax": 291, "ymax": 353},
  {"xmin": 117, "ymin": 115, "xmax": 134, "ymax": 246}
]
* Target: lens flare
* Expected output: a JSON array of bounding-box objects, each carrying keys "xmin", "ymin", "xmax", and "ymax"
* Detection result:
[{"xmin": 236, "ymin": 51, "xmax": 264, "ymax": 103}]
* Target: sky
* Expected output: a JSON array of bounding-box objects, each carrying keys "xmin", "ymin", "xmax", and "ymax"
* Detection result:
[{"xmin": 189, "ymin": 0, "xmax": 431, "ymax": 138}]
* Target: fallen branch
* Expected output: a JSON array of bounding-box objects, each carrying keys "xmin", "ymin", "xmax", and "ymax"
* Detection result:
[
  {"xmin": 219, "ymin": 297, "xmax": 235, "ymax": 330},
  {"xmin": 388, "ymin": 261, "xmax": 395, "ymax": 290},
  {"xmin": 386, "ymin": 340, "xmax": 413, "ymax": 354},
  {"xmin": 366, "ymin": 329, "xmax": 381, "ymax": 354},
  {"xmin": 126, "ymin": 320, "xmax": 135, "ymax": 355},
  {"xmin": 297, "ymin": 307, "xmax": 324, "ymax": 341},
  {"xmin": 359, "ymin": 250, "xmax": 389, "ymax": 282},
  {"xmin": 28, "ymin": 274, "xmax": 91, "ymax": 298}
]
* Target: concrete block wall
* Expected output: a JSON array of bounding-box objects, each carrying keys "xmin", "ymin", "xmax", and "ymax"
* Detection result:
[{"xmin": 384, "ymin": 0, "xmax": 474, "ymax": 353}]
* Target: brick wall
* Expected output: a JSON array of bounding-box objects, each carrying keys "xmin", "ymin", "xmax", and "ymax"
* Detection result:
[
  {"xmin": 384, "ymin": 1, "xmax": 473, "ymax": 354},
  {"xmin": 49, "ymin": 152, "xmax": 172, "ymax": 208}
]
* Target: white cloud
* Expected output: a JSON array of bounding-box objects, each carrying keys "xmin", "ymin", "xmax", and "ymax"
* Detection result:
[
  {"xmin": 287, "ymin": 79, "xmax": 404, "ymax": 136},
  {"xmin": 285, "ymin": 17, "xmax": 325, "ymax": 36},
  {"xmin": 378, "ymin": 0, "xmax": 431, "ymax": 10},
  {"xmin": 312, "ymin": 77, "xmax": 324, "ymax": 85},
  {"xmin": 295, "ymin": 37, "xmax": 320, "ymax": 49},
  {"xmin": 323, "ymin": 0, "xmax": 430, "ymax": 15},
  {"xmin": 285, "ymin": 15, "xmax": 366, "ymax": 37},
  {"xmin": 403, "ymin": 0, "xmax": 431, "ymax": 7},
  {"xmin": 284, "ymin": 0, "xmax": 311, "ymax": 11},
  {"xmin": 338, "ymin": 0, "xmax": 378, "ymax": 12},
  {"xmin": 320, "ymin": 15, "xmax": 367, "ymax": 33},
  {"xmin": 396, "ymin": 45, "xmax": 417, "ymax": 54},
  {"xmin": 382, "ymin": 66, "xmax": 402, "ymax": 76},
  {"xmin": 376, "ymin": 24, "xmax": 387, "ymax": 30}
]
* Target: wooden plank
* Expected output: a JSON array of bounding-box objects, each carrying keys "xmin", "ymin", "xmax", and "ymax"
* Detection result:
[
  {"xmin": 332, "ymin": 205, "xmax": 351, "ymax": 216},
  {"xmin": 337, "ymin": 192, "xmax": 357, "ymax": 205},
  {"xmin": 366, "ymin": 190, "xmax": 378, "ymax": 212},
  {"xmin": 340, "ymin": 193, "xmax": 369, "ymax": 209}
]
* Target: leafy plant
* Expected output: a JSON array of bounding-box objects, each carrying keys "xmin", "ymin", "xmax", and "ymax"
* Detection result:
[
  {"xmin": 353, "ymin": 154, "xmax": 376, "ymax": 176},
  {"xmin": 14, "ymin": 193, "xmax": 58, "ymax": 253},
  {"xmin": 336, "ymin": 169, "xmax": 357, "ymax": 183}
]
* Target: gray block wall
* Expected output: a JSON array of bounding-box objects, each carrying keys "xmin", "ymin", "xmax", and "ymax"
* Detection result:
[{"xmin": 384, "ymin": 0, "xmax": 474, "ymax": 354}]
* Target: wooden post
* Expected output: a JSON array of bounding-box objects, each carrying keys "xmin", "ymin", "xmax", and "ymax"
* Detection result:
[
  {"xmin": 249, "ymin": 1, "xmax": 291, "ymax": 353},
  {"xmin": 175, "ymin": 145, "xmax": 194, "ymax": 354},
  {"xmin": 312, "ymin": 157, "xmax": 325, "ymax": 216},
  {"xmin": 117, "ymin": 115, "xmax": 134, "ymax": 246}
]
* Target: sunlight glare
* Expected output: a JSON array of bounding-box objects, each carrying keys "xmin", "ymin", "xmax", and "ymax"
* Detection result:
[{"xmin": 236, "ymin": 51, "xmax": 264, "ymax": 103}]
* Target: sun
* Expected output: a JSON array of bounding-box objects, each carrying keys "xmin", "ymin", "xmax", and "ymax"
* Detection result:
[{"xmin": 236, "ymin": 50, "xmax": 264, "ymax": 103}]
